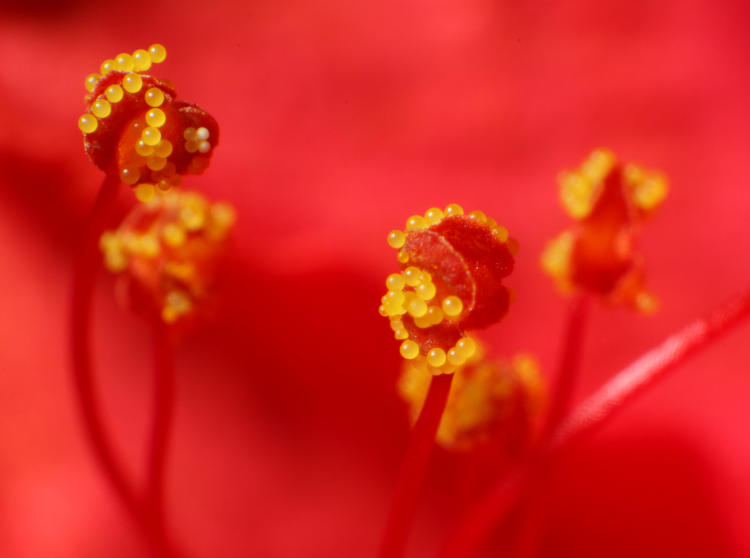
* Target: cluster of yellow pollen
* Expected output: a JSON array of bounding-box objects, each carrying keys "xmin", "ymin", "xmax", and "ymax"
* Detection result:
[
  {"xmin": 558, "ymin": 148, "xmax": 668, "ymax": 220},
  {"xmin": 100, "ymin": 191, "xmax": 236, "ymax": 323},
  {"xmin": 184, "ymin": 126, "xmax": 212, "ymax": 154},
  {"xmin": 398, "ymin": 347, "xmax": 545, "ymax": 450},
  {"xmin": 380, "ymin": 203, "xmax": 518, "ymax": 374},
  {"xmin": 385, "ymin": 203, "xmax": 516, "ymax": 262},
  {"xmin": 78, "ymin": 44, "xmax": 168, "ymax": 136}
]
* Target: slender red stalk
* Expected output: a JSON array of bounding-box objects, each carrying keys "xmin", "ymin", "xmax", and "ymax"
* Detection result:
[
  {"xmin": 145, "ymin": 318, "xmax": 176, "ymax": 546},
  {"xmin": 70, "ymin": 174, "xmax": 174, "ymax": 557},
  {"xmin": 380, "ymin": 373, "xmax": 454, "ymax": 558},
  {"xmin": 508, "ymin": 295, "xmax": 589, "ymax": 558},
  {"xmin": 70, "ymin": 173, "xmax": 139, "ymax": 516},
  {"xmin": 438, "ymin": 288, "xmax": 750, "ymax": 558},
  {"xmin": 540, "ymin": 295, "xmax": 589, "ymax": 441}
]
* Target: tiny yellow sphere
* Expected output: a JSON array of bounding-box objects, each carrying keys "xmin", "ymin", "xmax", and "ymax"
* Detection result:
[
  {"xmin": 387, "ymin": 229, "xmax": 406, "ymax": 249},
  {"xmin": 122, "ymin": 73, "xmax": 143, "ymax": 93},
  {"xmin": 394, "ymin": 329, "xmax": 409, "ymax": 340},
  {"xmin": 147, "ymin": 156, "xmax": 168, "ymax": 171},
  {"xmin": 148, "ymin": 43, "xmax": 167, "ymax": 63},
  {"xmin": 468, "ymin": 210, "xmax": 487, "ymax": 223},
  {"xmin": 132, "ymin": 49, "xmax": 152, "ymax": 72},
  {"xmin": 399, "ymin": 340, "xmax": 419, "ymax": 360},
  {"xmin": 492, "ymin": 225, "xmax": 509, "ymax": 242},
  {"xmin": 424, "ymin": 207, "xmax": 444, "ymax": 224},
  {"xmin": 84, "ymin": 73, "xmax": 100, "ymax": 93},
  {"xmin": 406, "ymin": 297, "xmax": 428, "ymax": 318},
  {"xmin": 442, "ymin": 295, "xmax": 464, "ymax": 317},
  {"xmin": 135, "ymin": 139, "xmax": 155, "ymax": 156},
  {"xmin": 78, "ymin": 114, "xmax": 98, "ymax": 134},
  {"xmin": 425, "ymin": 305, "xmax": 443, "ymax": 325},
  {"xmin": 406, "ymin": 215, "xmax": 427, "ymax": 230},
  {"xmin": 91, "ymin": 99, "xmax": 111, "ymax": 118},
  {"xmin": 141, "ymin": 126, "xmax": 162, "ymax": 146},
  {"xmin": 397, "ymin": 250, "xmax": 409, "ymax": 264},
  {"xmin": 447, "ymin": 348, "xmax": 465, "ymax": 366},
  {"xmin": 385, "ymin": 290, "xmax": 406, "ymax": 305},
  {"xmin": 378, "ymin": 305, "xmax": 388, "ymax": 317},
  {"xmin": 386, "ymin": 273, "xmax": 405, "ymax": 291},
  {"xmin": 404, "ymin": 266, "xmax": 421, "ymax": 287},
  {"xmin": 456, "ymin": 337, "xmax": 477, "ymax": 358},
  {"xmin": 134, "ymin": 183, "xmax": 156, "ymax": 203},
  {"xmin": 162, "ymin": 223, "xmax": 186, "ymax": 247},
  {"xmin": 105, "ymin": 84, "xmax": 124, "ymax": 103},
  {"xmin": 114, "ymin": 53, "xmax": 134, "ymax": 72},
  {"xmin": 146, "ymin": 108, "xmax": 166, "ymax": 127},
  {"xmin": 416, "ymin": 282, "xmax": 436, "ymax": 301},
  {"xmin": 145, "ymin": 87, "xmax": 165, "ymax": 107},
  {"xmin": 444, "ymin": 203, "xmax": 464, "ymax": 216},
  {"xmin": 427, "ymin": 348, "xmax": 447, "ymax": 367},
  {"xmin": 413, "ymin": 314, "xmax": 432, "ymax": 328},
  {"xmin": 100, "ymin": 59, "xmax": 115, "ymax": 75},
  {"xmin": 119, "ymin": 167, "xmax": 140, "ymax": 185},
  {"xmin": 154, "ymin": 139, "xmax": 173, "ymax": 158}
]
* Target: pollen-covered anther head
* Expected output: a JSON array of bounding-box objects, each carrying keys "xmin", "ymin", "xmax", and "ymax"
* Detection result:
[
  {"xmin": 398, "ymin": 347, "xmax": 545, "ymax": 451},
  {"xmin": 380, "ymin": 204, "xmax": 517, "ymax": 374},
  {"xmin": 78, "ymin": 44, "xmax": 219, "ymax": 200},
  {"xmin": 100, "ymin": 190, "xmax": 236, "ymax": 324},
  {"xmin": 541, "ymin": 149, "xmax": 667, "ymax": 312}
]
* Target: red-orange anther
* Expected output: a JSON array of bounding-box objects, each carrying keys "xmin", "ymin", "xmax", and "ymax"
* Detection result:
[
  {"xmin": 78, "ymin": 44, "xmax": 219, "ymax": 200},
  {"xmin": 380, "ymin": 204, "xmax": 517, "ymax": 374},
  {"xmin": 541, "ymin": 149, "xmax": 668, "ymax": 312},
  {"xmin": 100, "ymin": 191, "xmax": 235, "ymax": 324}
]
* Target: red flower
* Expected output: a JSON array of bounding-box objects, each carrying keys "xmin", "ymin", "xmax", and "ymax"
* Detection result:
[{"xmin": 1, "ymin": 2, "xmax": 749, "ymax": 558}]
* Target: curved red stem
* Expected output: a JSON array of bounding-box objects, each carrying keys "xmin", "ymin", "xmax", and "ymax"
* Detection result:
[
  {"xmin": 379, "ymin": 373, "xmax": 454, "ymax": 558},
  {"xmin": 146, "ymin": 318, "xmax": 176, "ymax": 546},
  {"xmin": 70, "ymin": 174, "xmax": 175, "ymax": 556},
  {"xmin": 70, "ymin": 174, "xmax": 139, "ymax": 516},
  {"xmin": 437, "ymin": 288, "xmax": 750, "ymax": 558}
]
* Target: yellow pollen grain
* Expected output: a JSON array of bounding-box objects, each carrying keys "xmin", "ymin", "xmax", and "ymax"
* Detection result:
[
  {"xmin": 406, "ymin": 215, "xmax": 427, "ymax": 230},
  {"xmin": 427, "ymin": 348, "xmax": 447, "ymax": 367},
  {"xmin": 147, "ymin": 156, "xmax": 167, "ymax": 171},
  {"xmin": 442, "ymin": 295, "xmax": 463, "ymax": 317},
  {"xmin": 154, "ymin": 139, "xmax": 173, "ymax": 158},
  {"xmin": 492, "ymin": 224, "xmax": 509, "ymax": 242},
  {"xmin": 446, "ymin": 347, "xmax": 465, "ymax": 366},
  {"xmin": 114, "ymin": 53, "xmax": 134, "ymax": 72},
  {"xmin": 145, "ymin": 87, "xmax": 165, "ymax": 107},
  {"xmin": 132, "ymin": 49, "xmax": 152, "ymax": 72},
  {"xmin": 426, "ymin": 305, "xmax": 443, "ymax": 325},
  {"xmin": 378, "ymin": 305, "xmax": 388, "ymax": 317},
  {"xmin": 162, "ymin": 223, "xmax": 186, "ymax": 247},
  {"xmin": 413, "ymin": 314, "xmax": 432, "ymax": 328},
  {"xmin": 416, "ymin": 282, "xmax": 436, "ymax": 301},
  {"xmin": 399, "ymin": 340, "xmax": 419, "ymax": 360},
  {"xmin": 397, "ymin": 250, "xmax": 409, "ymax": 264},
  {"xmin": 406, "ymin": 297, "xmax": 428, "ymax": 318},
  {"xmin": 468, "ymin": 210, "xmax": 487, "ymax": 223},
  {"xmin": 100, "ymin": 59, "xmax": 115, "ymax": 75},
  {"xmin": 91, "ymin": 99, "xmax": 111, "ymax": 118},
  {"xmin": 135, "ymin": 139, "xmax": 154, "ymax": 157},
  {"xmin": 142, "ymin": 126, "xmax": 162, "ymax": 146},
  {"xmin": 122, "ymin": 73, "xmax": 143, "ymax": 94},
  {"xmin": 386, "ymin": 273, "xmax": 405, "ymax": 291},
  {"xmin": 404, "ymin": 266, "xmax": 421, "ymax": 287},
  {"xmin": 456, "ymin": 337, "xmax": 477, "ymax": 358},
  {"xmin": 387, "ymin": 230, "xmax": 406, "ymax": 249},
  {"xmin": 394, "ymin": 329, "xmax": 409, "ymax": 340},
  {"xmin": 84, "ymin": 73, "xmax": 100, "ymax": 93},
  {"xmin": 146, "ymin": 108, "xmax": 166, "ymax": 127},
  {"xmin": 78, "ymin": 114, "xmax": 97, "ymax": 134},
  {"xmin": 444, "ymin": 203, "xmax": 464, "ymax": 216},
  {"xmin": 105, "ymin": 84, "xmax": 124, "ymax": 103},
  {"xmin": 134, "ymin": 183, "xmax": 155, "ymax": 203},
  {"xmin": 119, "ymin": 167, "xmax": 140, "ymax": 185},
  {"xmin": 148, "ymin": 44, "xmax": 167, "ymax": 64},
  {"xmin": 424, "ymin": 207, "xmax": 444, "ymax": 225}
]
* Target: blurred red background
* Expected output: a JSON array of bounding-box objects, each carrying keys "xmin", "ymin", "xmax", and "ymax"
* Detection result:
[{"xmin": 0, "ymin": 0, "xmax": 749, "ymax": 556}]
